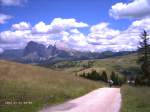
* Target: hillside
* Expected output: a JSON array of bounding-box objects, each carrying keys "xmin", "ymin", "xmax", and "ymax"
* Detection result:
[
  {"xmin": 94, "ymin": 53, "xmax": 140, "ymax": 76},
  {"xmin": 0, "ymin": 60, "xmax": 104, "ymax": 112},
  {"xmin": 46, "ymin": 53, "xmax": 140, "ymax": 78},
  {"xmin": 121, "ymin": 85, "xmax": 150, "ymax": 112},
  {"xmin": 45, "ymin": 53, "xmax": 150, "ymax": 112},
  {"xmin": 1, "ymin": 53, "xmax": 150, "ymax": 112}
]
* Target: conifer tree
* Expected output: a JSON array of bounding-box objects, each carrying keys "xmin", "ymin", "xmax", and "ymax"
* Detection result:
[{"xmin": 137, "ymin": 30, "xmax": 150, "ymax": 85}]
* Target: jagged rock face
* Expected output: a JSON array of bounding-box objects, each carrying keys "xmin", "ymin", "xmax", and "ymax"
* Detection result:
[
  {"xmin": 23, "ymin": 41, "xmax": 46, "ymax": 57},
  {"xmin": 22, "ymin": 41, "xmax": 72, "ymax": 61},
  {"xmin": 46, "ymin": 45, "xmax": 58, "ymax": 57},
  {"xmin": 0, "ymin": 41, "xmax": 134, "ymax": 63}
]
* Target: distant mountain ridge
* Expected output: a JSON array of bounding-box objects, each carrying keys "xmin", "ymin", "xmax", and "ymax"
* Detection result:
[{"xmin": 0, "ymin": 41, "xmax": 135, "ymax": 64}]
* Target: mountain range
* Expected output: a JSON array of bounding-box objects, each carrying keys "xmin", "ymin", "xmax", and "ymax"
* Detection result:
[{"xmin": 0, "ymin": 41, "xmax": 134, "ymax": 64}]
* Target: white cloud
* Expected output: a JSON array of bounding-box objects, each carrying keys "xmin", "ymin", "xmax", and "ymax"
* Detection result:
[
  {"xmin": 67, "ymin": 33, "xmax": 87, "ymax": 46},
  {"xmin": 70, "ymin": 29, "xmax": 80, "ymax": 34},
  {"xmin": 89, "ymin": 22, "xmax": 120, "ymax": 39},
  {"xmin": 129, "ymin": 18, "xmax": 150, "ymax": 32},
  {"xmin": 0, "ymin": 13, "xmax": 12, "ymax": 24},
  {"xmin": 87, "ymin": 18, "xmax": 150, "ymax": 52},
  {"xmin": 0, "ymin": 0, "xmax": 27, "ymax": 6},
  {"xmin": 0, "ymin": 30, "xmax": 30, "ymax": 43},
  {"xmin": 0, "ymin": 18, "xmax": 89, "ymax": 50},
  {"xmin": 12, "ymin": 21, "xmax": 31, "ymax": 30},
  {"xmin": 32, "ymin": 21, "xmax": 50, "ymax": 33},
  {"xmin": 50, "ymin": 18, "xmax": 89, "ymax": 29},
  {"xmin": 32, "ymin": 18, "xmax": 88, "ymax": 34},
  {"xmin": 0, "ymin": 29, "xmax": 51, "ymax": 49},
  {"xmin": 1, "ymin": 17, "xmax": 150, "ymax": 52},
  {"xmin": 87, "ymin": 22, "xmax": 120, "ymax": 50},
  {"xmin": 109, "ymin": 0, "xmax": 150, "ymax": 19}
]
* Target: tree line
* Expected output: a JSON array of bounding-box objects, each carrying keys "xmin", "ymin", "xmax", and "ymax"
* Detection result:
[
  {"xmin": 136, "ymin": 30, "xmax": 150, "ymax": 86},
  {"xmin": 79, "ymin": 70, "xmax": 124, "ymax": 86}
]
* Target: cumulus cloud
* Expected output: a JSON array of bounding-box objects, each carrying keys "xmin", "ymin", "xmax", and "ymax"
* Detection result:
[
  {"xmin": 0, "ymin": 18, "xmax": 89, "ymax": 50},
  {"xmin": 87, "ymin": 22, "xmax": 120, "ymax": 47},
  {"xmin": 1, "ymin": 17, "xmax": 150, "ymax": 52},
  {"xmin": 128, "ymin": 18, "xmax": 150, "ymax": 32},
  {"xmin": 0, "ymin": 13, "xmax": 12, "ymax": 24},
  {"xmin": 70, "ymin": 29, "xmax": 80, "ymax": 34},
  {"xmin": 0, "ymin": 29, "xmax": 52, "ymax": 49},
  {"xmin": 0, "ymin": 30, "xmax": 30, "ymax": 43},
  {"xmin": 0, "ymin": 0, "xmax": 27, "ymax": 6},
  {"xmin": 89, "ymin": 22, "xmax": 120, "ymax": 39},
  {"xmin": 87, "ymin": 18, "xmax": 150, "ymax": 52},
  {"xmin": 109, "ymin": 0, "xmax": 150, "ymax": 19},
  {"xmin": 32, "ymin": 18, "xmax": 88, "ymax": 34},
  {"xmin": 12, "ymin": 21, "xmax": 31, "ymax": 30},
  {"xmin": 50, "ymin": 18, "xmax": 89, "ymax": 29},
  {"xmin": 32, "ymin": 21, "xmax": 50, "ymax": 33}
]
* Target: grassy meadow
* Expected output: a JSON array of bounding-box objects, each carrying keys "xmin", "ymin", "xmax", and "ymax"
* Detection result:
[
  {"xmin": 49, "ymin": 53, "xmax": 140, "ymax": 78},
  {"xmin": 0, "ymin": 60, "xmax": 104, "ymax": 112},
  {"xmin": 121, "ymin": 85, "xmax": 150, "ymax": 112},
  {"xmin": 47, "ymin": 54, "xmax": 150, "ymax": 112},
  {"xmin": 1, "ymin": 53, "xmax": 150, "ymax": 112}
]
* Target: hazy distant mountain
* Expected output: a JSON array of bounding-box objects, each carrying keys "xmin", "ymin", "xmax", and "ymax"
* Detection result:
[
  {"xmin": 0, "ymin": 41, "xmax": 134, "ymax": 64},
  {"xmin": 22, "ymin": 41, "xmax": 74, "ymax": 61},
  {"xmin": 23, "ymin": 41, "xmax": 46, "ymax": 57},
  {"xmin": 0, "ymin": 49, "xmax": 23, "ymax": 60}
]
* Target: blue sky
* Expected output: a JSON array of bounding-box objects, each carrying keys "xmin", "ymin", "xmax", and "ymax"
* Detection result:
[
  {"xmin": 0, "ymin": 0, "xmax": 132, "ymax": 31},
  {"xmin": 0, "ymin": 0, "xmax": 150, "ymax": 52}
]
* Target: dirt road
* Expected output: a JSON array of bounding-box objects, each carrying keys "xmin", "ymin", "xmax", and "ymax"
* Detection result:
[{"xmin": 40, "ymin": 88, "xmax": 121, "ymax": 112}]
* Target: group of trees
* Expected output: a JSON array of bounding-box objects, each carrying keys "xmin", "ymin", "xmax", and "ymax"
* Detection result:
[
  {"xmin": 79, "ymin": 70, "xmax": 124, "ymax": 86},
  {"xmin": 136, "ymin": 30, "xmax": 150, "ymax": 86},
  {"xmin": 110, "ymin": 71, "xmax": 124, "ymax": 85},
  {"xmin": 78, "ymin": 30, "xmax": 150, "ymax": 86},
  {"xmin": 79, "ymin": 70, "xmax": 106, "ymax": 81}
]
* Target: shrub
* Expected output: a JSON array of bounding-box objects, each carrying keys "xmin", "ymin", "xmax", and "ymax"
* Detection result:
[
  {"xmin": 110, "ymin": 71, "xmax": 123, "ymax": 86},
  {"xmin": 101, "ymin": 70, "xmax": 108, "ymax": 82},
  {"xmin": 79, "ymin": 70, "xmax": 109, "ymax": 83}
]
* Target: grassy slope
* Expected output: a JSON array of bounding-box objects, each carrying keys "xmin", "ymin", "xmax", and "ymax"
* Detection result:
[
  {"xmin": 121, "ymin": 85, "xmax": 150, "ymax": 112},
  {"xmin": 0, "ymin": 60, "xmax": 104, "ymax": 112},
  {"xmin": 95, "ymin": 54, "xmax": 150, "ymax": 112},
  {"xmin": 94, "ymin": 54, "xmax": 138, "ymax": 72},
  {"xmin": 1, "ymin": 54, "xmax": 149, "ymax": 112},
  {"xmin": 50, "ymin": 54, "xmax": 139, "ymax": 77},
  {"xmin": 50, "ymin": 54, "xmax": 150, "ymax": 112}
]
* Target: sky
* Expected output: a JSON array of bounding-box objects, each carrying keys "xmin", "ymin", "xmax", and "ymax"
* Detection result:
[{"xmin": 0, "ymin": 0, "xmax": 150, "ymax": 53}]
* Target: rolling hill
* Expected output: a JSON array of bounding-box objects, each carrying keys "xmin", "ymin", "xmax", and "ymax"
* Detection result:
[
  {"xmin": 45, "ymin": 53, "xmax": 140, "ymax": 78},
  {"xmin": 0, "ymin": 53, "xmax": 150, "ymax": 112},
  {"xmin": 0, "ymin": 60, "xmax": 104, "ymax": 112},
  {"xmin": 43, "ymin": 53, "xmax": 150, "ymax": 112}
]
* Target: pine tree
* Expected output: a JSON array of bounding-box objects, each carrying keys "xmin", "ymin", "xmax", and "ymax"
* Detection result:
[
  {"xmin": 110, "ymin": 71, "xmax": 120, "ymax": 85},
  {"xmin": 138, "ymin": 30, "xmax": 150, "ymax": 85},
  {"xmin": 101, "ymin": 70, "xmax": 108, "ymax": 82}
]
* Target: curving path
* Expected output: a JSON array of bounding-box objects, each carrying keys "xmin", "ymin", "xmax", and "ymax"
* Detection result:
[{"xmin": 39, "ymin": 88, "xmax": 121, "ymax": 112}]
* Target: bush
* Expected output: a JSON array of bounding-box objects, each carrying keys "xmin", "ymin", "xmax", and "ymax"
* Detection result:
[
  {"xmin": 135, "ymin": 75, "xmax": 150, "ymax": 86},
  {"xmin": 110, "ymin": 71, "xmax": 123, "ymax": 86},
  {"xmin": 79, "ymin": 70, "xmax": 108, "ymax": 83},
  {"xmin": 101, "ymin": 70, "xmax": 108, "ymax": 82}
]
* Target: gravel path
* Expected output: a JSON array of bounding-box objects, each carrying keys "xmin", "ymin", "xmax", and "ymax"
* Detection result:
[{"xmin": 40, "ymin": 88, "xmax": 121, "ymax": 112}]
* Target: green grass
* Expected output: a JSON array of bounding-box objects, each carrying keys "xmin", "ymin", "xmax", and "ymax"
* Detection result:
[
  {"xmin": 121, "ymin": 85, "xmax": 150, "ymax": 112},
  {"xmin": 0, "ymin": 60, "xmax": 104, "ymax": 112},
  {"xmin": 49, "ymin": 54, "xmax": 140, "ymax": 78},
  {"xmin": 1, "ymin": 53, "xmax": 149, "ymax": 112},
  {"xmin": 49, "ymin": 54, "xmax": 150, "ymax": 112}
]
